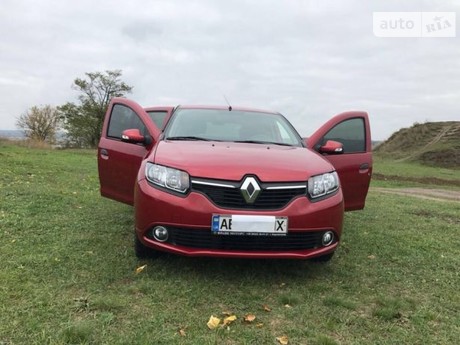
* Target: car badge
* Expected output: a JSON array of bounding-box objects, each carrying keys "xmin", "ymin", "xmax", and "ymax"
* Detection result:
[{"xmin": 240, "ymin": 177, "xmax": 261, "ymax": 204}]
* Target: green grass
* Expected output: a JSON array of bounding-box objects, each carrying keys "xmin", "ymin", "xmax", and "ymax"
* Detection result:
[
  {"xmin": 1, "ymin": 141, "xmax": 459, "ymax": 344},
  {"xmin": 373, "ymin": 158, "xmax": 459, "ymax": 180},
  {"xmin": 371, "ymin": 157, "xmax": 460, "ymax": 189}
]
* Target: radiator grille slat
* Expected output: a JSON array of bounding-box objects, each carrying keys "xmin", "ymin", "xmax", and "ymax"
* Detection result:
[{"xmin": 192, "ymin": 182, "xmax": 306, "ymax": 210}]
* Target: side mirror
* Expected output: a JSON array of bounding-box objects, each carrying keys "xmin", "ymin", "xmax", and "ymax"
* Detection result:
[
  {"xmin": 319, "ymin": 140, "xmax": 344, "ymax": 154},
  {"xmin": 121, "ymin": 129, "xmax": 147, "ymax": 144}
]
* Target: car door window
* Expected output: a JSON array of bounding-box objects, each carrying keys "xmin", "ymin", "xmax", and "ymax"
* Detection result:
[
  {"xmin": 107, "ymin": 104, "xmax": 147, "ymax": 139},
  {"xmin": 147, "ymin": 111, "xmax": 168, "ymax": 129},
  {"xmin": 322, "ymin": 118, "xmax": 365, "ymax": 153}
]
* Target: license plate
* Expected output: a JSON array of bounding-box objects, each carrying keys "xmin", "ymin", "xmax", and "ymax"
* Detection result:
[{"xmin": 212, "ymin": 214, "xmax": 288, "ymax": 236}]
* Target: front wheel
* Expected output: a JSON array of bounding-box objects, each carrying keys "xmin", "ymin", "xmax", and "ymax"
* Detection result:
[
  {"xmin": 134, "ymin": 234, "xmax": 161, "ymax": 259},
  {"xmin": 310, "ymin": 252, "xmax": 334, "ymax": 263}
]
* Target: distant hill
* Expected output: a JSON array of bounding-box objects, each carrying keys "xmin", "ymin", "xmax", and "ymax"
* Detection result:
[
  {"xmin": 0, "ymin": 130, "xmax": 68, "ymax": 143},
  {"xmin": 374, "ymin": 121, "xmax": 460, "ymax": 168},
  {"xmin": 0, "ymin": 129, "xmax": 25, "ymax": 139},
  {"xmin": 372, "ymin": 140, "xmax": 382, "ymax": 148}
]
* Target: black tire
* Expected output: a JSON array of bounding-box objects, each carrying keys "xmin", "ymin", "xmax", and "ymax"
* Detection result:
[
  {"xmin": 310, "ymin": 252, "xmax": 334, "ymax": 263},
  {"xmin": 134, "ymin": 235, "xmax": 160, "ymax": 259}
]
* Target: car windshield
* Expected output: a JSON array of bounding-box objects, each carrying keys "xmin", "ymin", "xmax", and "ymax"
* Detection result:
[{"xmin": 164, "ymin": 108, "xmax": 303, "ymax": 146}]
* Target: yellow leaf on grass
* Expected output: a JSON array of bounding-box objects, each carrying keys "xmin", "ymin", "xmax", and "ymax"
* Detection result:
[
  {"xmin": 244, "ymin": 314, "xmax": 256, "ymax": 322},
  {"xmin": 135, "ymin": 264, "xmax": 147, "ymax": 274},
  {"xmin": 284, "ymin": 304, "xmax": 292, "ymax": 308},
  {"xmin": 179, "ymin": 328, "xmax": 186, "ymax": 337},
  {"xmin": 276, "ymin": 335, "xmax": 289, "ymax": 344},
  {"xmin": 262, "ymin": 304, "xmax": 271, "ymax": 312},
  {"xmin": 256, "ymin": 323, "xmax": 264, "ymax": 328},
  {"xmin": 223, "ymin": 315, "xmax": 237, "ymax": 325},
  {"xmin": 222, "ymin": 310, "xmax": 233, "ymax": 316},
  {"xmin": 207, "ymin": 315, "xmax": 221, "ymax": 329},
  {"xmin": 368, "ymin": 255, "xmax": 376, "ymax": 260}
]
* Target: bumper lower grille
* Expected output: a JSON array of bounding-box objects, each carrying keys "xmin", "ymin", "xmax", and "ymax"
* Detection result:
[{"xmin": 167, "ymin": 228, "xmax": 331, "ymax": 251}]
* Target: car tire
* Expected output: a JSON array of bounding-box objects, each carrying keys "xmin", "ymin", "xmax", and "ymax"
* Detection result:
[
  {"xmin": 310, "ymin": 252, "xmax": 334, "ymax": 263},
  {"xmin": 134, "ymin": 234, "xmax": 160, "ymax": 259}
]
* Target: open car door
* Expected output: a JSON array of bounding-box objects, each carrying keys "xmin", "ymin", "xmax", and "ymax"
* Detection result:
[
  {"xmin": 98, "ymin": 98, "xmax": 163, "ymax": 205},
  {"xmin": 307, "ymin": 111, "xmax": 372, "ymax": 211}
]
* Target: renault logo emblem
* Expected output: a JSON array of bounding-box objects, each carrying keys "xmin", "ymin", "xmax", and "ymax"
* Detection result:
[{"xmin": 240, "ymin": 177, "xmax": 261, "ymax": 204}]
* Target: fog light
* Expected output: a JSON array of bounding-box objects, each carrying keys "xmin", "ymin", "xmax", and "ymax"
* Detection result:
[
  {"xmin": 322, "ymin": 231, "xmax": 334, "ymax": 246},
  {"xmin": 153, "ymin": 226, "xmax": 169, "ymax": 242}
]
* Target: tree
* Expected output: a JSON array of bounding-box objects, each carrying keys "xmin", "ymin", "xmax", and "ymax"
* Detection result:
[
  {"xmin": 16, "ymin": 105, "xmax": 61, "ymax": 143},
  {"xmin": 59, "ymin": 70, "xmax": 133, "ymax": 148}
]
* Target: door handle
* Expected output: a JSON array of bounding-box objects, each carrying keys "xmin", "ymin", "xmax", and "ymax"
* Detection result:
[
  {"xmin": 359, "ymin": 163, "xmax": 369, "ymax": 170},
  {"xmin": 100, "ymin": 149, "xmax": 109, "ymax": 159}
]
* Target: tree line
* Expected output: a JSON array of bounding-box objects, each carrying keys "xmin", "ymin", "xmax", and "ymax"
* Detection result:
[{"xmin": 16, "ymin": 70, "xmax": 132, "ymax": 148}]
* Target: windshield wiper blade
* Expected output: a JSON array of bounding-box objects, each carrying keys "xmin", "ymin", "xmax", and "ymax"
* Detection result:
[
  {"xmin": 166, "ymin": 136, "xmax": 211, "ymax": 141},
  {"xmin": 233, "ymin": 140, "xmax": 294, "ymax": 147}
]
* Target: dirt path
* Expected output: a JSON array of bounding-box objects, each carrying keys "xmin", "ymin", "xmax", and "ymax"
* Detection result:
[
  {"xmin": 370, "ymin": 187, "xmax": 460, "ymax": 202},
  {"xmin": 395, "ymin": 124, "xmax": 454, "ymax": 162}
]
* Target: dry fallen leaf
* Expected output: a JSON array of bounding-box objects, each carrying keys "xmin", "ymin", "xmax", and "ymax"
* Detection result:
[
  {"xmin": 178, "ymin": 328, "xmax": 186, "ymax": 337},
  {"xmin": 221, "ymin": 310, "xmax": 233, "ymax": 316},
  {"xmin": 262, "ymin": 304, "xmax": 271, "ymax": 312},
  {"xmin": 135, "ymin": 264, "xmax": 147, "ymax": 274},
  {"xmin": 276, "ymin": 335, "xmax": 289, "ymax": 344},
  {"xmin": 284, "ymin": 304, "xmax": 292, "ymax": 308},
  {"xmin": 256, "ymin": 323, "xmax": 264, "ymax": 328},
  {"xmin": 244, "ymin": 314, "xmax": 256, "ymax": 323},
  {"xmin": 368, "ymin": 255, "xmax": 376, "ymax": 260},
  {"xmin": 207, "ymin": 315, "xmax": 221, "ymax": 329},
  {"xmin": 223, "ymin": 315, "xmax": 237, "ymax": 326}
]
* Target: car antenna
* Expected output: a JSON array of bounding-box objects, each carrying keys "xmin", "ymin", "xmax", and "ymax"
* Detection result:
[{"xmin": 223, "ymin": 95, "xmax": 232, "ymax": 111}]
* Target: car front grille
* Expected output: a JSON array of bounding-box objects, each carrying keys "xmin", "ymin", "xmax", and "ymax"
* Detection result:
[
  {"xmin": 167, "ymin": 227, "xmax": 331, "ymax": 251},
  {"xmin": 191, "ymin": 178, "xmax": 307, "ymax": 210}
]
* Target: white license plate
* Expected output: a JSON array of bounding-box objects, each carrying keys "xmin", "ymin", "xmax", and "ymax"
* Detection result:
[{"xmin": 212, "ymin": 214, "xmax": 288, "ymax": 235}]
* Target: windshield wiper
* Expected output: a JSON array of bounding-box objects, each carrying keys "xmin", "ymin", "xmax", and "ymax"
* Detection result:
[
  {"xmin": 166, "ymin": 136, "xmax": 211, "ymax": 141},
  {"xmin": 233, "ymin": 140, "xmax": 294, "ymax": 147}
]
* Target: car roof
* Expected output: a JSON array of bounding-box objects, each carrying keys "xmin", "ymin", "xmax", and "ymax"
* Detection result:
[{"xmin": 145, "ymin": 105, "xmax": 279, "ymax": 115}]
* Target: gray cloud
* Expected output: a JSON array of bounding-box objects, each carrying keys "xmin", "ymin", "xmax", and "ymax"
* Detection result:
[{"xmin": 0, "ymin": 0, "xmax": 458, "ymax": 139}]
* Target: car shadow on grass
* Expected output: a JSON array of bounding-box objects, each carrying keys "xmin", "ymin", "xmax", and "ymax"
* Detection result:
[{"xmin": 143, "ymin": 252, "xmax": 335, "ymax": 284}]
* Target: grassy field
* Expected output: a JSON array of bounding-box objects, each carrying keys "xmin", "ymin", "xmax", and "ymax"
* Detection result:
[
  {"xmin": 372, "ymin": 158, "xmax": 460, "ymax": 189},
  {"xmin": 1, "ymin": 141, "xmax": 459, "ymax": 344}
]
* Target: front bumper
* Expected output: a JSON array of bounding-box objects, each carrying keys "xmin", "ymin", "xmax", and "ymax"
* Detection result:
[{"xmin": 134, "ymin": 179, "xmax": 344, "ymax": 259}]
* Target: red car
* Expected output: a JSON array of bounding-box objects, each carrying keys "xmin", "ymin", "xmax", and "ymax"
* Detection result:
[{"xmin": 98, "ymin": 98, "xmax": 372, "ymax": 261}]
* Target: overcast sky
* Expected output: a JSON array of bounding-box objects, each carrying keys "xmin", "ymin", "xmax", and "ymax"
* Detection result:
[{"xmin": 0, "ymin": 0, "xmax": 458, "ymax": 139}]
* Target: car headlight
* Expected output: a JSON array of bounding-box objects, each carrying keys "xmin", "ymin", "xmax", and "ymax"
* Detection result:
[
  {"xmin": 307, "ymin": 171, "xmax": 339, "ymax": 199},
  {"xmin": 145, "ymin": 163, "xmax": 190, "ymax": 194}
]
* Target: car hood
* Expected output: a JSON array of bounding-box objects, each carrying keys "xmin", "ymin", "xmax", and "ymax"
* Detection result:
[{"xmin": 152, "ymin": 141, "xmax": 334, "ymax": 182}]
